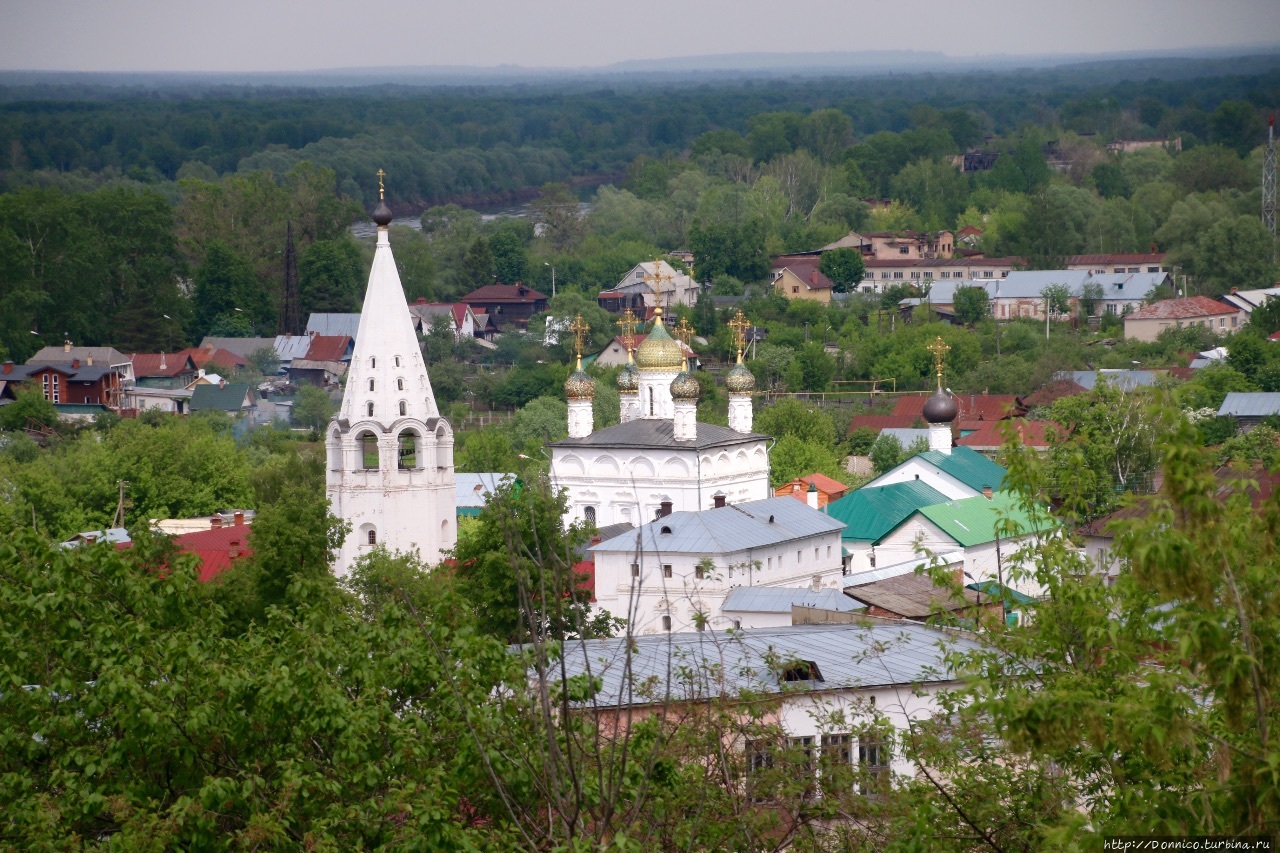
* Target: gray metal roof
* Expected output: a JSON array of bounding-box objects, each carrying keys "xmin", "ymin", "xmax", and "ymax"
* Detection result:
[
  {"xmin": 1219, "ymin": 287, "xmax": 1280, "ymax": 312},
  {"xmin": 1087, "ymin": 272, "xmax": 1166, "ymax": 301},
  {"xmin": 997, "ymin": 269, "xmax": 1092, "ymax": 297},
  {"xmin": 539, "ymin": 621, "xmax": 980, "ymax": 708},
  {"xmin": 722, "ymin": 586, "xmax": 865, "ymax": 614},
  {"xmin": 592, "ymin": 497, "xmax": 844, "ymax": 556},
  {"xmin": 273, "ymin": 335, "xmax": 312, "ymax": 362},
  {"xmin": 455, "ymin": 472, "xmax": 513, "ymax": 509},
  {"xmin": 1218, "ymin": 392, "xmax": 1280, "ymax": 418},
  {"xmin": 31, "ymin": 346, "xmax": 131, "ymax": 366},
  {"xmin": 19, "ymin": 362, "xmax": 116, "ymax": 382},
  {"xmin": 1058, "ymin": 370, "xmax": 1162, "ymax": 391},
  {"xmin": 842, "ymin": 551, "xmax": 965, "ymax": 586},
  {"xmin": 879, "ymin": 428, "xmax": 930, "ymax": 447},
  {"xmin": 551, "ymin": 418, "xmax": 768, "ymax": 451},
  {"xmin": 305, "ymin": 313, "xmax": 362, "ymax": 340}
]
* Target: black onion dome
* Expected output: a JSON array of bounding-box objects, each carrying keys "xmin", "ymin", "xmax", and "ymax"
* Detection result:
[
  {"xmin": 371, "ymin": 199, "xmax": 393, "ymax": 227},
  {"xmin": 922, "ymin": 387, "xmax": 959, "ymax": 424}
]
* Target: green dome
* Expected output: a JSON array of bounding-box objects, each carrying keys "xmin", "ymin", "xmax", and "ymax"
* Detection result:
[
  {"xmin": 564, "ymin": 369, "xmax": 596, "ymax": 400},
  {"xmin": 725, "ymin": 361, "xmax": 755, "ymax": 394},
  {"xmin": 635, "ymin": 318, "xmax": 684, "ymax": 372},
  {"xmin": 670, "ymin": 370, "xmax": 701, "ymax": 401},
  {"xmin": 616, "ymin": 361, "xmax": 639, "ymax": 394}
]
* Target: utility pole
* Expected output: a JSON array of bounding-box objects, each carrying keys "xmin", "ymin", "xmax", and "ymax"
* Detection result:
[
  {"xmin": 1264, "ymin": 115, "xmax": 1277, "ymax": 258},
  {"xmin": 113, "ymin": 480, "xmax": 128, "ymax": 529}
]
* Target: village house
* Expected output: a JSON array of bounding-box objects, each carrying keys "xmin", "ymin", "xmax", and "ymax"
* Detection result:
[
  {"xmin": 858, "ymin": 253, "xmax": 1170, "ymax": 295},
  {"xmin": 1122, "ymin": 296, "xmax": 1244, "ymax": 343},
  {"xmin": 718, "ymin": 586, "xmax": 864, "ymax": 630},
  {"xmin": 773, "ymin": 473, "xmax": 849, "ymax": 508},
  {"xmin": 769, "ymin": 256, "xmax": 836, "ymax": 303},
  {"xmin": 1217, "ymin": 392, "xmax": 1280, "ymax": 433},
  {"xmin": 596, "ymin": 260, "xmax": 701, "ymax": 314},
  {"xmin": 461, "ymin": 283, "xmax": 549, "ymax": 329}
]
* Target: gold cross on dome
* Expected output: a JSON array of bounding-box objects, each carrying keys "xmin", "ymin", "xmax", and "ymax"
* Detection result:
[
  {"xmin": 926, "ymin": 336, "xmax": 950, "ymax": 388},
  {"xmin": 642, "ymin": 258, "xmax": 672, "ymax": 307},
  {"xmin": 728, "ymin": 310, "xmax": 751, "ymax": 362},
  {"xmin": 673, "ymin": 316, "xmax": 695, "ymax": 347},
  {"xmin": 568, "ymin": 313, "xmax": 591, "ymax": 367},
  {"xmin": 376, "ymin": 168, "xmax": 386, "ymax": 200},
  {"xmin": 617, "ymin": 308, "xmax": 639, "ymax": 355}
]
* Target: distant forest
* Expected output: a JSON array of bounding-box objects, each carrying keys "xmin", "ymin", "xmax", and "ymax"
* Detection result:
[{"xmin": 3, "ymin": 55, "xmax": 1280, "ymax": 207}]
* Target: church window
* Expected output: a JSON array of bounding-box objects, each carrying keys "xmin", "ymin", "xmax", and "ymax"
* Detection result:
[
  {"xmin": 367, "ymin": 529, "xmax": 377, "ymax": 545},
  {"xmin": 367, "ymin": 402, "xmax": 375, "ymax": 417},
  {"xmin": 360, "ymin": 432, "xmax": 379, "ymax": 469},
  {"xmin": 630, "ymin": 562, "xmax": 639, "ymax": 578},
  {"xmin": 695, "ymin": 563, "xmax": 706, "ymax": 580},
  {"xmin": 397, "ymin": 431, "xmax": 417, "ymax": 469},
  {"xmin": 583, "ymin": 506, "xmax": 596, "ymax": 524},
  {"xmin": 660, "ymin": 525, "xmax": 672, "ymax": 535},
  {"xmin": 662, "ymin": 615, "xmax": 672, "ymax": 631},
  {"xmin": 663, "ymin": 564, "xmax": 672, "ymax": 579},
  {"xmin": 797, "ymin": 549, "xmax": 802, "ymax": 563},
  {"xmin": 399, "ymin": 400, "xmax": 407, "ymax": 416},
  {"xmin": 397, "ymin": 377, "xmax": 404, "ymax": 390},
  {"xmin": 370, "ymin": 357, "xmax": 376, "ymax": 368},
  {"xmin": 394, "ymin": 356, "xmax": 401, "ymax": 367},
  {"xmin": 815, "ymin": 547, "xmax": 820, "ymax": 560},
  {"xmin": 648, "ymin": 388, "xmax": 654, "ymax": 417}
]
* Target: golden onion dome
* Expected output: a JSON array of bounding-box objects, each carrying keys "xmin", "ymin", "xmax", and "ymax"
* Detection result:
[
  {"xmin": 670, "ymin": 370, "xmax": 701, "ymax": 401},
  {"xmin": 725, "ymin": 361, "xmax": 756, "ymax": 394},
  {"xmin": 635, "ymin": 317, "xmax": 685, "ymax": 372},
  {"xmin": 564, "ymin": 368, "xmax": 596, "ymax": 400},
  {"xmin": 616, "ymin": 361, "xmax": 639, "ymax": 394}
]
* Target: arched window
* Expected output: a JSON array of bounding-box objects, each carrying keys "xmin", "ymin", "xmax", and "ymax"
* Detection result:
[
  {"xmin": 397, "ymin": 431, "xmax": 417, "ymax": 469},
  {"xmin": 360, "ymin": 432, "xmax": 378, "ymax": 469},
  {"xmin": 399, "ymin": 400, "xmax": 407, "ymax": 416},
  {"xmin": 367, "ymin": 402, "xmax": 374, "ymax": 417},
  {"xmin": 661, "ymin": 615, "xmax": 672, "ymax": 631},
  {"xmin": 583, "ymin": 506, "xmax": 596, "ymax": 525},
  {"xmin": 367, "ymin": 528, "xmax": 377, "ymax": 545},
  {"xmin": 368, "ymin": 378, "xmax": 375, "ymax": 392},
  {"xmin": 370, "ymin": 357, "xmax": 377, "ymax": 368},
  {"xmin": 397, "ymin": 377, "xmax": 404, "ymax": 390},
  {"xmin": 648, "ymin": 388, "xmax": 654, "ymax": 417},
  {"xmin": 394, "ymin": 356, "xmax": 401, "ymax": 367}
]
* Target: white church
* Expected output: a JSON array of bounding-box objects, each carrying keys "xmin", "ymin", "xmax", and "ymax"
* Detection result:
[
  {"xmin": 549, "ymin": 310, "xmax": 771, "ymax": 528},
  {"xmin": 325, "ymin": 188, "xmax": 457, "ymax": 575}
]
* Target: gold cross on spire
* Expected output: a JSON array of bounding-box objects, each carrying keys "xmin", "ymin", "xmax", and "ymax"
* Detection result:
[
  {"xmin": 673, "ymin": 316, "xmax": 695, "ymax": 370},
  {"xmin": 568, "ymin": 313, "xmax": 591, "ymax": 369},
  {"xmin": 642, "ymin": 259, "xmax": 672, "ymax": 318},
  {"xmin": 926, "ymin": 336, "xmax": 950, "ymax": 389},
  {"xmin": 728, "ymin": 310, "xmax": 751, "ymax": 363},
  {"xmin": 376, "ymin": 168, "xmax": 386, "ymax": 200},
  {"xmin": 617, "ymin": 308, "xmax": 639, "ymax": 360}
]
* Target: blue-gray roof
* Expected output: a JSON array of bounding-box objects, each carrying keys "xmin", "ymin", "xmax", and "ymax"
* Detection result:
[
  {"xmin": 879, "ymin": 428, "xmax": 930, "ymax": 447},
  {"xmin": 551, "ymin": 418, "xmax": 768, "ymax": 451},
  {"xmin": 1218, "ymin": 392, "xmax": 1280, "ymax": 418},
  {"xmin": 539, "ymin": 621, "xmax": 980, "ymax": 707},
  {"xmin": 591, "ymin": 497, "xmax": 844, "ymax": 556},
  {"xmin": 1057, "ymin": 370, "xmax": 1163, "ymax": 391},
  {"xmin": 305, "ymin": 313, "xmax": 362, "ymax": 340},
  {"xmin": 1088, "ymin": 272, "xmax": 1166, "ymax": 300},
  {"xmin": 455, "ymin": 472, "xmax": 512, "ymax": 510},
  {"xmin": 722, "ymin": 586, "xmax": 865, "ymax": 614}
]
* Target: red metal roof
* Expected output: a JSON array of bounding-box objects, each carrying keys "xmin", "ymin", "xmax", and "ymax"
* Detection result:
[
  {"xmin": 1125, "ymin": 296, "xmax": 1238, "ymax": 321},
  {"xmin": 304, "ymin": 334, "xmax": 351, "ymax": 362},
  {"xmin": 1019, "ymin": 379, "xmax": 1087, "ymax": 408},
  {"xmin": 461, "ymin": 284, "xmax": 548, "ymax": 304},
  {"xmin": 771, "ymin": 259, "xmax": 835, "ymax": 291},
  {"xmin": 957, "ymin": 420, "xmax": 1055, "ymax": 449},
  {"xmin": 847, "ymin": 414, "xmax": 919, "ymax": 434},
  {"xmin": 188, "ymin": 347, "xmax": 246, "ymax": 369},
  {"xmin": 776, "ymin": 473, "xmax": 849, "ymax": 496},
  {"xmin": 131, "ymin": 352, "xmax": 196, "ymax": 378}
]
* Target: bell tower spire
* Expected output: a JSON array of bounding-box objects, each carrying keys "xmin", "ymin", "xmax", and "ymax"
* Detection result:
[{"xmin": 326, "ymin": 171, "xmax": 456, "ymax": 575}]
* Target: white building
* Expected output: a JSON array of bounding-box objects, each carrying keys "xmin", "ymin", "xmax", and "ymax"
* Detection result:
[
  {"xmin": 589, "ymin": 496, "xmax": 845, "ymax": 634},
  {"xmin": 325, "ymin": 198, "xmax": 456, "ymax": 575},
  {"xmin": 597, "ymin": 260, "xmax": 701, "ymax": 311},
  {"xmin": 549, "ymin": 313, "xmax": 768, "ymax": 527}
]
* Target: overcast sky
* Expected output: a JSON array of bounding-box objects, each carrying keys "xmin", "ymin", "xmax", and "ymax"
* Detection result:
[{"xmin": 3, "ymin": 0, "xmax": 1276, "ymax": 73}]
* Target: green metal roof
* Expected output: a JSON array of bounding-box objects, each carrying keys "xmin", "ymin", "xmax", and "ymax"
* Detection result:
[
  {"xmin": 825, "ymin": 480, "xmax": 949, "ymax": 544},
  {"xmin": 917, "ymin": 446, "xmax": 1007, "ymax": 493},
  {"xmin": 916, "ymin": 491, "xmax": 1054, "ymax": 547},
  {"xmin": 189, "ymin": 383, "xmax": 252, "ymax": 412}
]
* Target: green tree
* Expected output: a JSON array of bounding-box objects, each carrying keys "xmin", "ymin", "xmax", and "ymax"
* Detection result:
[
  {"xmin": 192, "ymin": 241, "xmax": 262, "ymax": 337},
  {"xmin": 952, "ymin": 285, "xmax": 990, "ymax": 326},
  {"xmin": 292, "ymin": 384, "xmax": 336, "ymax": 432},
  {"xmin": 460, "ymin": 236, "xmax": 496, "ymax": 291},
  {"xmin": 0, "ymin": 387, "xmax": 59, "ymax": 432},
  {"xmin": 299, "ymin": 236, "xmax": 364, "ymax": 315},
  {"xmin": 1209, "ymin": 99, "xmax": 1264, "ymax": 157},
  {"xmin": 489, "ymin": 221, "xmax": 530, "ymax": 284},
  {"xmin": 688, "ymin": 219, "xmax": 770, "ymax": 284},
  {"xmin": 818, "ymin": 248, "xmax": 866, "ymax": 294},
  {"xmin": 768, "ymin": 434, "xmax": 847, "ymax": 488},
  {"xmin": 754, "ymin": 397, "xmax": 838, "ymax": 447},
  {"xmin": 792, "ymin": 342, "xmax": 837, "ymax": 392}
]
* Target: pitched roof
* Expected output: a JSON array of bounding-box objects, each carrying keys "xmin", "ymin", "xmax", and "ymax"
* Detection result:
[
  {"xmin": 844, "ymin": 571, "xmax": 980, "ymax": 618},
  {"xmin": 31, "ymin": 346, "xmax": 131, "ymax": 366},
  {"xmin": 1218, "ymin": 392, "xmax": 1280, "ymax": 418},
  {"xmin": 847, "ymin": 414, "xmax": 918, "ymax": 434},
  {"xmin": 957, "ymin": 420, "xmax": 1054, "ymax": 450},
  {"xmin": 273, "ymin": 335, "xmax": 313, "ymax": 362},
  {"xmin": 1088, "ymin": 272, "xmax": 1168, "ymax": 300},
  {"xmin": 771, "ymin": 259, "xmax": 836, "ymax": 291},
  {"xmin": 197, "ymin": 337, "xmax": 277, "ymax": 359},
  {"xmin": 915, "ymin": 446, "xmax": 1008, "ymax": 493},
  {"xmin": 19, "ymin": 361, "xmax": 116, "ymax": 382},
  {"xmin": 1125, "ymin": 296, "xmax": 1239, "ymax": 321},
  {"xmin": 189, "ymin": 383, "xmax": 253, "ymax": 412},
  {"xmin": 542, "ymin": 621, "xmax": 981, "ymax": 708},
  {"xmin": 305, "ymin": 313, "xmax": 362, "ymax": 340},
  {"xmin": 825, "ymin": 480, "xmax": 949, "ymax": 543},
  {"xmin": 131, "ymin": 352, "xmax": 196, "ymax": 378},
  {"xmin": 722, "ymin": 586, "xmax": 864, "ymax": 614},
  {"xmin": 168, "ymin": 524, "xmax": 254, "ymax": 583},
  {"xmin": 303, "ymin": 334, "xmax": 352, "ymax": 362},
  {"xmin": 1058, "ymin": 369, "xmax": 1164, "ymax": 391},
  {"xmin": 461, "ymin": 284, "xmax": 548, "ymax": 303},
  {"xmin": 1020, "ymin": 378, "xmax": 1087, "ymax": 408},
  {"xmin": 591, "ymin": 497, "xmax": 843, "ymax": 556},
  {"xmin": 188, "ymin": 347, "xmax": 246, "ymax": 369},
  {"xmin": 916, "ymin": 491, "xmax": 1054, "ymax": 547},
  {"xmin": 550, "ymin": 418, "xmax": 766, "ymax": 451},
  {"xmin": 893, "ymin": 393, "xmax": 1022, "ymax": 421},
  {"xmin": 795, "ymin": 472, "xmax": 848, "ymax": 495},
  {"xmin": 455, "ymin": 472, "xmax": 513, "ymax": 513}
]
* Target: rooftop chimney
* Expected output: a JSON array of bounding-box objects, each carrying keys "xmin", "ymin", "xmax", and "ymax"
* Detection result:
[
  {"xmin": 71, "ymin": 359, "xmax": 80, "ymax": 369},
  {"xmin": 713, "ymin": 493, "xmax": 726, "ymax": 509},
  {"xmin": 807, "ymin": 481, "xmax": 820, "ymax": 510},
  {"xmin": 658, "ymin": 500, "xmax": 673, "ymax": 518},
  {"xmin": 982, "ymin": 485, "xmax": 993, "ymax": 500},
  {"xmin": 227, "ymin": 539, "xmax": 242, "ymax": 559},
  {"xmin": 160, "ymin": 352, "xmax": 167, "ymax": 370},
  {"xmin": 210, "ymin": 516, "xmax": 223, "ymax": 529},
  {"xmin": 1, "ymin": 361, "xmax": 12, "ymax": 375},
  {"xmin": 63, "ymin": 339, "xmax": 72, "ymax": 352},
  {"xmin": 219, "ymin": 379, "xmax": 226, "ymax": 389},
  {"xmin": 86, "ymin": 354, "xmax": 93, "ymax": 366},
  {"xmin": 233, "ymin": 511, "xmax": 245, "ymax": 526}
]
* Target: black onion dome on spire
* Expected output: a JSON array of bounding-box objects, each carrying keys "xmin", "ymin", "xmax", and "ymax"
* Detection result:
[
  {"xmin": 922, "ymin": 387, "xmax": 959, "ymax": 424},
  {"xmin": 371, "ymin": 198, "xmax": 393, "ymax": 228}
]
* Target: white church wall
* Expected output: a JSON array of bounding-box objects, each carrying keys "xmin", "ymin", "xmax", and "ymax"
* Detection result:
[{"xmin": 866, "ymin": 459, "xmax": 979, "ymax": 500}]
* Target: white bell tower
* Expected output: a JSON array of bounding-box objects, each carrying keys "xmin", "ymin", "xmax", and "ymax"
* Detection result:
[{"xmin": 326, "ymin": 175, "xmax": 456, "ymax": 575}]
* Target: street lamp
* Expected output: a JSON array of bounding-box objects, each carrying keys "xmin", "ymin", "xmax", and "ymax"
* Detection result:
[{"xmin": 544, "ymin": 262, "xmax": 556, "ymax": 298}]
